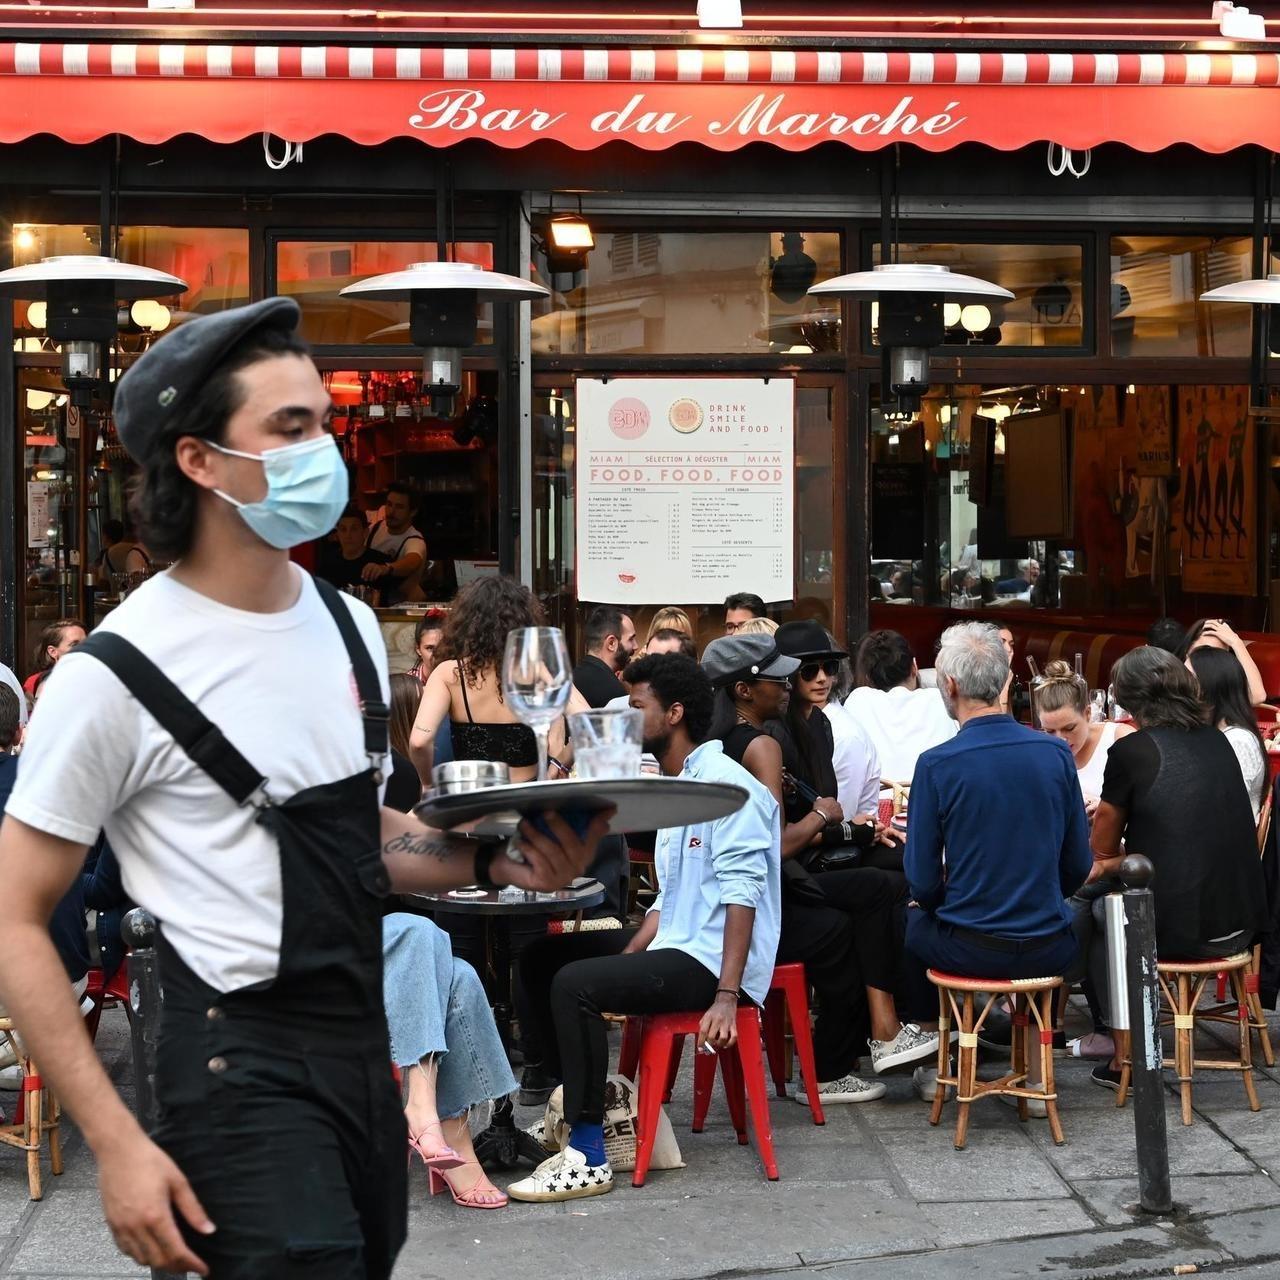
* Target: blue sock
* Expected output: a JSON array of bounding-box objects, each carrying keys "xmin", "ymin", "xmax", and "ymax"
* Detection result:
[{"xmin": 568, "ymin": 1121, "xmax": 606, "ymax": 1166}]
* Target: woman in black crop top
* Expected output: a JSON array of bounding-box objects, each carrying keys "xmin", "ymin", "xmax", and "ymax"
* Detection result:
[{"xmin": 408, "ymin": 576, "xmax": 582, "ymax": 784}]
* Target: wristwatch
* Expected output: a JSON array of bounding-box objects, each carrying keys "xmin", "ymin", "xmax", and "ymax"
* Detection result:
[{"xmin": 472, "ymin": 843, "xmax": 500, "ymax": 890}]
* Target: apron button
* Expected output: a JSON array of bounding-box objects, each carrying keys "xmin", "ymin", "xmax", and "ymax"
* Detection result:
[
  {"xmin": 206, "ymin": 1006, "xmax": 224, "ymax": 1021},
  {"xmin": 207, "ymin": 1056, "xmax": 228, "ymax": 1074},
  {"xmin": 372, "ymin": 770, "xmax": 385, "ymax": 785}
]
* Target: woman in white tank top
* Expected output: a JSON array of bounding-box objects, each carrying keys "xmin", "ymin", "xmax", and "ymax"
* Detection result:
[{"xmin": 1035, "ymin": 661, "xmax": 1134, "ymax": 817}]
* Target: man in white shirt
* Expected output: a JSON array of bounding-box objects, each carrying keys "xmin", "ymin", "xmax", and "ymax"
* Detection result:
[
  {"xmin": 362, "ymin": 481, "xmax": 427, "ymax": 603},
  {"xmin": 0, "ymin": 299, "xmax": 605, "ymax": 1279},
  {"xmin": 846, "ymin": 629, "xmax": 958, "ymax": 785}
]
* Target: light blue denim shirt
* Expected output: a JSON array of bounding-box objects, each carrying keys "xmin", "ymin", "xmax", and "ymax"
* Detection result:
[{"xmin": 648, "ymin": 740, "xmax": 781, "ymax": 1005}]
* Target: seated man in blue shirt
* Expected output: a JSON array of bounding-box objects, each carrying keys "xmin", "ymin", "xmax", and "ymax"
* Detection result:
[
  {"xmin": 508, "ymin": 654, "xmax": 781, "ymax": 1204},
  {"xmin": 902, "ymin": 622, "xmax": 1092, "ymax": 1096}
]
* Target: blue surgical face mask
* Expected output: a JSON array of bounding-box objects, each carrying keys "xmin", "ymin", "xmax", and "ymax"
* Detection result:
[{"xmin": 210, "ymin": 435, "xmax": 349, "ymax": 550}]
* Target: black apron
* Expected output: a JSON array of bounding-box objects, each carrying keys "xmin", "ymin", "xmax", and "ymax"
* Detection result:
[{"xmin": 77, "ymin": 577, "xmax": 407, "ymax": 1280}]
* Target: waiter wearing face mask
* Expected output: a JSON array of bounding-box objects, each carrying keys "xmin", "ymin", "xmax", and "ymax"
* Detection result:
[{"xmin": 0, "ymin": 299, "xmax": 609, "ymax": 1279}]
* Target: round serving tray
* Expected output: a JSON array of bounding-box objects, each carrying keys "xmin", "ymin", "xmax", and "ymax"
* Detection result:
[{"xmin": 413, "ymin": 775, "xmax": 748, "ymax": 838}]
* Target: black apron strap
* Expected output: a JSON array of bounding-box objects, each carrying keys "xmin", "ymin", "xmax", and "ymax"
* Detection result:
[
  {"xmin": 75, "ymin": 633, "xmax": 270, "ymax": 807},
  {"xmin": 312, "ymin": 576, "xmax": 389, "ymax": 761}
]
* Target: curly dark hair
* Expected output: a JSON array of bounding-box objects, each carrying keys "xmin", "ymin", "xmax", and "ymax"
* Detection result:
[
  {"xmin": 126, "ymin": 321, "xmax": 310, "ymax": 561},
  {"xmin": 622, "ymin": 653, "xmax": 714, "ymax": 743},
  {"xmin": 436, "ymin": 576, "xmax": 545, "ymax": 686}
]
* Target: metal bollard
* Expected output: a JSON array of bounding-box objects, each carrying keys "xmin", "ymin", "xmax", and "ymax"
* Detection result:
[
  {"xmin": 122, "ymin": 908, "xmax": 187, "ymax": 1280},
  {"xmin": 1119, "ymin": 855, "xmax": 1173, "ymax": 1215}
]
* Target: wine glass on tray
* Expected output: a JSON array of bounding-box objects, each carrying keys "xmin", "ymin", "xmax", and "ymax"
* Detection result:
[{"xmin": 502, "ymin": 626, "xmax": 573, "ymax": 782}]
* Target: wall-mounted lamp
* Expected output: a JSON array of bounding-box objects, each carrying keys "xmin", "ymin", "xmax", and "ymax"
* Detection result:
[{"xmin": 697, "ymin": 0, "xmax": 743, "ymax": 28}]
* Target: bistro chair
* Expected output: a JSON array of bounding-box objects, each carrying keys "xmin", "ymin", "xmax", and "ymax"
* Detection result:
[
  {"xmin": 927, "ymin": 971, "xmax": 1065, "ymax": 1150},
  {"xmin": 619, "ymin": 1005, "xmax": 779, "ymax": 1186},
  {"xmin": 1117, "ymin": 950, "xmax": 1261, "ymax": 1126},
  {"xmin": 0, "ymin": 1018, "xmax": 62, "ymax": 1200}
]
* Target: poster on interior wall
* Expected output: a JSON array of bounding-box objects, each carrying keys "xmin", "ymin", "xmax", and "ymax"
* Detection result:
[
  {"xmin": 1177, "ymin": 385, "xmax": 1254, "ymax": 596},
  {"xmin": 575, "ymin": 377, "xmax": 795, "ymax": 605},
  {"xmin": 26, "ymin": 481, "xmax": 49, "ymax": 549},
  {"xmin": 1128, "ymin": 385, "xmax": 1175, "ymax": 478}
]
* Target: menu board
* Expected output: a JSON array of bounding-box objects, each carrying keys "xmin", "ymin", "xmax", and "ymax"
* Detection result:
[{"xmin": 576, "ymin": 378, "xmax": 795, "ymax": 605}]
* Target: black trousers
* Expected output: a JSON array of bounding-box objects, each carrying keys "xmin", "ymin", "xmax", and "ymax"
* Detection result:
[
  {"xmin": 154, "ymin": 1010, "xmax": 406, "ymax": 1280},
  {"xmin": 902, "ymin": 910, "xmax": 1080, "ymax": 1023},
  {"xmin": 776, "ymin": 866, "xmax": 908, "ymax": 1079},
  {"xmin": 517, "ymin": 931, "xmax": 719, "ymax": 1123}
]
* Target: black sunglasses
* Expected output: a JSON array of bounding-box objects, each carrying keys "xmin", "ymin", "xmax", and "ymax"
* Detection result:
[{"xmin": 797, "ymin": 660, "xmax": 842, "ymax": 681}]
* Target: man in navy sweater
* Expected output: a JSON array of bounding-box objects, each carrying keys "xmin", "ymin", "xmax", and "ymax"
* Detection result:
[{"xmin": 902, "ymin": 622, "xmax": 1092, "ymax": 1053}]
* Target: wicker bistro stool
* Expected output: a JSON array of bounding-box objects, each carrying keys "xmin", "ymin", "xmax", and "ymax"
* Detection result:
[
  {"xmin": 1117, "ymin": 951, "xmax": 1261, "ymax": 1127},
  {"xmin": 926, "ymin": 971, "xmax": 1065, "ymax": 1150},
  {"xmin": 0, "ymin": 1018, "xmax": 62, "ymax": 1200}
]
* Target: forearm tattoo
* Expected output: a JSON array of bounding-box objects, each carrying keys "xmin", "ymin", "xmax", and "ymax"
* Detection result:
[{"xmin": 381, "ymin": 830, "xmax": 459, "ymax": 862}]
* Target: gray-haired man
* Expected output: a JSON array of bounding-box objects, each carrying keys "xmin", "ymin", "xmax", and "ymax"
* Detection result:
[{"xmin": 901, "ymin": 623, "xmax": 1092, "ymax": 1036}]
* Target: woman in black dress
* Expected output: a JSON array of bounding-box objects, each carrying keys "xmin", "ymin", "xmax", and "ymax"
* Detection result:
[{"xmin": 1086, "ymin": 645, "xmax": 1267, "ymax": 1088}]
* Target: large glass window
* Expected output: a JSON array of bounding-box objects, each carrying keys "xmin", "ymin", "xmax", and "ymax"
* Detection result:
[
  {"xmin": 531, "ymin": 230, "xmax": 842, "ymax": 356},
  {"xmin": 1110, "ymin": 235, "xmax": 1254, "ymax": 357},
  {"xmin": 11, "ymin": 224, "xmax": 250, "ymax": 339},
  {"xmin": 275, "ymin": 240, "xmax": 495, "ymax": 345},
  {"xmin": 870, "ymin": 380, "xmax": 1262, "ymax": 623},
  {"xmin": 871, "ymin": 241, "xmax": 1086, "ymax": 349}
]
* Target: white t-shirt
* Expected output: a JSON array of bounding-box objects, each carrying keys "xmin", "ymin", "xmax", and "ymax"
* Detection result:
[
  {"xmin": 367, "ymin": 521, "xmax": 427, "ymax": 597},
  {"xmin": 5, "ymin": 567, "xmax": 390, "ymax": 994},
  {"xmin": 0, "ymin": 662, "xmax": 27, "ymax": 727},
  {"xmin": 843, "ymin": 684, "xmax": 958, "ymax": 785},
  {"xmin": 822, "ymin": 700, "xmax": 882, "ymax": 818},
  {"xmin": 1223, "ymin": 724, "xmax": 1267, "ymax": 822}
]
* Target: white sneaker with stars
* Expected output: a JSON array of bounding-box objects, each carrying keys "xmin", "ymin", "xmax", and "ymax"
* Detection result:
[
  {"xmin": 795, "ymin": 1073, "xmax": 887, "ymax": 1105},
  {"xmin": 506, "ymin": 1146, "xmax": 614, "ymax": 1204}
]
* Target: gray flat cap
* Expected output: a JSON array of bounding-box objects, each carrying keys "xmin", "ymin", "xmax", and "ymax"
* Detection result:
[
  {"xmin": 112, "ymin": 296, "xmax": 302, "ymax": 463},
  {"xmin": 702, "ymin": 634, "xmax": 800, "ymax": 689}
]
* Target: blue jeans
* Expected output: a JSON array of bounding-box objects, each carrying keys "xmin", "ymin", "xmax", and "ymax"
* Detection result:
[
  {"xmin": 381, "ymin": 914, "xmax": 517, "ymax": 1119},
  {"xmin": 902, "ymin": 909, "xmax": 1080, "ymax": 1022}
]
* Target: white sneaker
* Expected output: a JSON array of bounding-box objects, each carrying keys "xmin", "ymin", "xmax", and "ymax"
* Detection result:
[
  {"xmin": 997, "ymin": 1092, "xmax": 1049, "ymax": 1119},
  {"xmin": 506, "ymin": 1146, "xmax": 614, "ymax": 1204},
  {"xmin": 524, "ymin": 1118, "xmax": 560, "ymax": 1153},
  {"xmin": 913, "ymin": 1059, "xmax": 952, "ymax": 1102},
  {"xmin": 796, "ymin": 1073, "xmax": 887, "ymax": 1105},
  {"xmin": 870, "ymin": 1024, "xmax": 941, "ymax": 1074}
]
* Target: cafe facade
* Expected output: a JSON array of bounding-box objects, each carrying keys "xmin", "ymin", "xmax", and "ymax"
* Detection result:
[{"xmin": 2, "ymin": 2, "xmax": 1279, "ymax": 678}]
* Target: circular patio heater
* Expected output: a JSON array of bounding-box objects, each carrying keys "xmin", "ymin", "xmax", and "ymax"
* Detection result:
[
  {"xmin": 810, "ymin": 263, "xmax": 1013, "ymax": 417},
  {"xmin": 0, "ymin": 255, "xmax": 186, "ymax": 407},
  {"xmin": 340, "ymin": 261, "xmax": 548, "ymax": 414},
  {"xmin": 1201, "ymin": 273, "xmax": 1280, "ymax": 359}
]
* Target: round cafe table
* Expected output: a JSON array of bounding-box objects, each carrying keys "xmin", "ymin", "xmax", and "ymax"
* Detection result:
[{"xmin": 404, "ymin": 879, "xmax": 608, "ymax": 1170}]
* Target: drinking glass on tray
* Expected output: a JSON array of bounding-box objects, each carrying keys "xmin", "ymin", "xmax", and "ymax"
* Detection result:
[{"xmin": 502, "ymin": 626, "xmax": 573, "ymax": 781}]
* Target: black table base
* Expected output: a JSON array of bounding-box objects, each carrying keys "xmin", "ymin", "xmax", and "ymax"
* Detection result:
[{"xmin": 474, "ymin": 1098, "xmax": 548, "ymax": 1170}]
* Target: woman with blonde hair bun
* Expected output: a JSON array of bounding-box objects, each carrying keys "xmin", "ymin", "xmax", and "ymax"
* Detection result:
[{"xmin": 1035, "ymin": 659, "xmax": 1133, "ymax": 819}]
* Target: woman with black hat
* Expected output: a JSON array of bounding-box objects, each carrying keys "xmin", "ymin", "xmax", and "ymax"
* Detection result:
[{"xmin": 703, "ymin": 631, "xmax": 937, "ymax": 1104}]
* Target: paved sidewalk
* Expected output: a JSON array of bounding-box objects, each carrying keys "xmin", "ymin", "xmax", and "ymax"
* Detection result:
[{"xmin": 6, "ymin": 1008, "xmax": 1280, "ymax": 1279}]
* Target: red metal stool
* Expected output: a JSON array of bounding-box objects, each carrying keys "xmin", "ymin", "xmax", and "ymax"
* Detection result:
[
  {"xmin": 622, "ymin": 1006, "xmax": 779, "ymax": 1186},
  {"xmin": 748, "ymin": 964, "xmax": 825, "ymax": 1123}
]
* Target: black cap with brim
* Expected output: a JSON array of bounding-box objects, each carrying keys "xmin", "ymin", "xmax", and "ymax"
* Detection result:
[
  {"xmin": 112, "ymin": 296, "xmax": 302, "ymax": 464},
  {"xmin": 775, "ymin": 619, "xmax": 848, "ymax": 662}
]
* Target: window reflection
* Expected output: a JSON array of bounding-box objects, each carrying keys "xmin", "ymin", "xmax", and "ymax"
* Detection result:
[
  {"xmin": 1110, "ymin": 235, "xmax": 1253, "ymax": 357},
  {"xmin": 276, "ymin": 241, "xmax": 495, "ymax": 345},
  {"xmin": 531, "ymin": 230, "xmax": 842, "ymax": 356},
  {"xmin": 871, "ymin": 242, "xmax": 1085, "ymax": 349},
  {"xmin": 11, "ymin": 224, "xmax": 251, "ymax": 341}
]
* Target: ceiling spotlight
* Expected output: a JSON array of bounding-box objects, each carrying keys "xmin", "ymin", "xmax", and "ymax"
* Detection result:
[
  {"xmin": 697, "ymin": 0, "xmax": 743, "ymax": 28},
  {"xmin": 1214, "ymin": 1, "xmax": 1266, "ymax": 39},
  {"xmin": 13, "ymin": 227, "xmax": 37, "ymax": 254}
]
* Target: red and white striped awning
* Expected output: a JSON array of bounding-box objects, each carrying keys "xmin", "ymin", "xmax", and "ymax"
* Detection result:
[{"xmin": 1, "ymin": 43, "xmax": 1277, "ymax": 151}]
